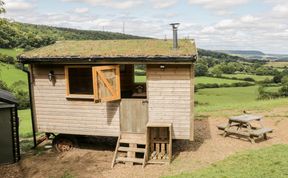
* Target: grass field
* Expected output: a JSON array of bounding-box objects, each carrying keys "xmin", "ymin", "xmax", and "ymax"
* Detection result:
[
  {"xmin": 265, "ymin": 61, "xmax": 288, "ymax": 68},
  {"xmin": 18, "ymin": 109, "xmax": 33, "ymax": 138},
  {"xmin": 195, "ymin": 86, "xmax": 288, "ymax": 114},
  {"xmin": 222, "ymin": 74, "xmax": 273, "ymax": 82},
  {"xmin": 166, "ymin": 144, "xmax": 288, "ymax": 178},
  {"xmin": 196, "ymin": 76, "xmax": 250, "ymax": 85},
  {"xmin": 0, "ymin": 48, "xmax": 24, "ymax": 59},
  {"xmin": 0, "ymin": 63, "xmax": 28, "ymax": 90},
  {"xmin": 135, "ymin": 75, "xmax": 146, "ymax": 83}
]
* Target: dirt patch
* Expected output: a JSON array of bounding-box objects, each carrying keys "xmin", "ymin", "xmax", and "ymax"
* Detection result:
[{"xmin": 1, "ymin": 109, "xmax": 288, "ymax": 178}]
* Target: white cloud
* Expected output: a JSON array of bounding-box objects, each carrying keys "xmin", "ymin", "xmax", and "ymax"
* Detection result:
[
  {"xmin": 73, "ymin": 8, "xmax": 89, "ymax": 13},
  {"xmin": 188, "ymin": 0, "xmax": 249, "ymax": 15},
  {"xmin": 4, "ymin": 0, "xmax": 34, "ymax": 11},
  {"xmin": 150, "ymin": 0, "xmax": 178, "ymax": 9},
  {"xmin": 62, "ymin": 0, "xmax": 143, "ymax": 9}
]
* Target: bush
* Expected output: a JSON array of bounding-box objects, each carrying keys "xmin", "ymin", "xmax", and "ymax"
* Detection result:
[
  {"xmin": 279, "ymin": 84, "xmax": 288, "ymax": 97},
  {"xmin": 195, "ymin": 63, "xmax": 209, "ymax": 76},
  {"xmin": 14, "ymin": 90, "xmax": 30, "ymax": 109},
  {"xmin": 0, "ymin": 80, "xmax": 11, "ymax": 91},
  {"xmin": 196, "ymin": 82, "xmax": 254, "ymax": 90},
  {"xmin": 243, "ymin": 77, "xmax": 255, "ymax": 82},
  {"xmin": 258, "ymin": 86, "xmax": 280, "ymax": 100},
  {"xmin": 0, "ymin": 53, "xmax": 14, "ymax": 64}
]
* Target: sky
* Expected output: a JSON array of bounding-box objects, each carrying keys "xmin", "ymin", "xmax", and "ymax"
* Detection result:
[{"xmin": 1, "ymin": 0, "xmax": 288, "ymax": 54}]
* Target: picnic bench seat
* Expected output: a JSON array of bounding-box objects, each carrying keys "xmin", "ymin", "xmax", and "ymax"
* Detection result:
[{"xmin": 250, "ymin": 128, "xmax": 273, "ymax": 136}]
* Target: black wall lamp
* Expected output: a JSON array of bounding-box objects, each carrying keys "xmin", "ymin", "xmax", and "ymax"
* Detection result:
[
  {"xmin": 48, "ymin": 70, "xmax": 55, "ymax": 82},
  {"xmin": 160, "ymin": 65, "xmax": 165, "ymax": 71}
]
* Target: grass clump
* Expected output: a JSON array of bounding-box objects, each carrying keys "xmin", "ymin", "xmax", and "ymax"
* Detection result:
[{"xmin": 165, "ymin": 144, "xmax": 288, "ymax": 178}]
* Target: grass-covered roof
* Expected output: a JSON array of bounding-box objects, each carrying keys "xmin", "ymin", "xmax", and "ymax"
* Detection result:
[{"xmin": 18, "ymin": 39, "xmax": 197, "ymax": 63}]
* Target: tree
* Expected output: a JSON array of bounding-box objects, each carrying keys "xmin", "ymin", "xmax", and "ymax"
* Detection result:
[
  {"xmin": 195, "ymin": 63, "xmax": 208, "ymax": 76},
  {"xmin": 281, "ymin": 75, "xmax": 288, "ymax": 85},
  {"xmin": 0, "ymin": 0, "xmax": 5, "ymax": 14},
  {"xmin": 211, "ymin": 65, "xmax": 223, "ymax": 77}
]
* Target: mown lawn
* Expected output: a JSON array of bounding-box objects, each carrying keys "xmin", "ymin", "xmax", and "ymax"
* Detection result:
[
  {"xmin": 196, "ymin": 76, "xmax": 249, "ymax": 85},
  {"xmin": 222, "ymin": 74, "xmax": 273, "ymax": 82},
  {"xmin": 0, "ymin": 48, "xmax": 24, "ymax": 59},
  {"xmin": 18, "ymin": 109, "xmax": 33, "ymax": 138},
  {"xmin": 0, "ymin": 63, "xmax": 28, "ymax": 90},
  {"xmin": 165, "ymin": 144, "xmax": 288, "ymax": 178},
  {"xmin": 195, "ymin": 86, "xmax": 288, "ymax": 113}
]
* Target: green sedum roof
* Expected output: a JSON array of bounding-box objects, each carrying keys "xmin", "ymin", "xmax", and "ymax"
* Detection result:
[{"xmin": 19, "ymin": 39, "xmax": 197, "ymax": 60}]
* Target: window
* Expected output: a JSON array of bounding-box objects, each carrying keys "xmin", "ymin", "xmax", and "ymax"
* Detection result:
[
  {"xmin": 67, "ymin": 67, "xmax": 93, "ymax": 95},
  {"xmin": 134, "ymin": 64, "xmax": 146, "ymax": 83},
  {"xmin": 65, "ymin": 65, "xmax": 121, "ymax": 102}
]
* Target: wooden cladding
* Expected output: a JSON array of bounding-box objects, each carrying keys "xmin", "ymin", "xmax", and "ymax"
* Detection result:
[
  {"xmin": 93, "ymin": 65, "xmax": 121, "ymax": 102},
  {"xmin": 65, "ymin": 65, "xmax": 121, "ymax": 102}
]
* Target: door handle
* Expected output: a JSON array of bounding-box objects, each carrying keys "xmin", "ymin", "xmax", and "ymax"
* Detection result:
[{"xmin": 142, "ymin": 100, "xmax": 148, "ymax": 104}]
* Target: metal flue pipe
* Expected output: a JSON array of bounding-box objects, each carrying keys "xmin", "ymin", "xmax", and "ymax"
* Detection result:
[{"xmin": 170, "ymin": 23, "xmax": 180, "ymax": 49}]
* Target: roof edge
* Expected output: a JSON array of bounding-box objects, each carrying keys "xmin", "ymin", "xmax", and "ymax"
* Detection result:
[{"xmin": 18, "ymin": 55, "xmax": 198, "ymax": 64}]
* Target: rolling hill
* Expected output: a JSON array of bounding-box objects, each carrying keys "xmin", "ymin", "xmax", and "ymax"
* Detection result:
[
  {"xmin": 0, "ymin": 19, "xmax": 147, "ymax": 49},
  {"xmin": 217, "ymin": 50, "xmax": 288, "ymax": 61}
]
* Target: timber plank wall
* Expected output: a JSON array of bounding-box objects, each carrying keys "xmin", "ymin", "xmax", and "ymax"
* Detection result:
[{"xmin": 30, "ymin": 64, "xmax": 193, "ymax": 139}]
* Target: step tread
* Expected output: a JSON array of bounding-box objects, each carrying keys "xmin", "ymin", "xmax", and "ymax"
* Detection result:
[
  {"xmin": 119, "ymin": 138, "xmax": 146, "ymax": 145},
  {"xmin": 118, "ymin": 146, "xmax": 146, "ymax": 153},
  {"xmin": 116, "ymin": 157, "xmax": 144, "ymax": 164}
]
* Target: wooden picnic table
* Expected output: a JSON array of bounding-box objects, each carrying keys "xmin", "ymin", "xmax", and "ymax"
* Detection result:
[{"xmin": 217, "ymin": 114, "xmax": 273, "ymax": 143}]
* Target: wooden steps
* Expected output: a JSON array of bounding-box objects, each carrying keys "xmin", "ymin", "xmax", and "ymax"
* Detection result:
[
  {"xmin": 118, "ymin": 146, "xmax": 146, "ymax": 153},
  {"xmin": 111, "ymin": 133, "xmax": 148, "ymax": 168},
  {"xmin": 119, "ymin": 138, "xmax": 146, "ymax": 145},
  {"xmin": 116, "ymin": 157, "xmax": 144, "ymax": 164}
]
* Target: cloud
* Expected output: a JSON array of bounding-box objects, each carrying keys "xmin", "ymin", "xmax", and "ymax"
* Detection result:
[
  {"xmin": 150, "ymin": 0, "xmax": 178, "ymax": 9},
  {"xmin": 188, "ymin": 0, "xmax": 249, "ymax": 15},
  {"xmin": 62, "ymin": 0, "xmax": 143, "ymax": 9},
  {"xmin": 4, "ymin": 0, "xmax": 34, "ymax": 11},
  {"xmin": 73, "ymin": 8, "xmax": 89, "ymax": 13}
]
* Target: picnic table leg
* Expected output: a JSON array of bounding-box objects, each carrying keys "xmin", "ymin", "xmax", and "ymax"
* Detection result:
[
  {"xmin": 264, "ymin": 133, "xmax": 268, "ymax": 140},
  {"xmin": 249, "ymin": 136, "xmax": 255, "ymax": 143},
  {"xmin": 224, "ymin": 121, "xmax": 232, "ymax": 137},
  {"xmin": 247, "ymin": 123, "xmax": 255, "ymax": 144}
]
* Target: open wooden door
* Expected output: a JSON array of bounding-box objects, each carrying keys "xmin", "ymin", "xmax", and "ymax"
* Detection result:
[{"xmin": 92, "ymin": 65, "xmax": 121, "ymax": 102}]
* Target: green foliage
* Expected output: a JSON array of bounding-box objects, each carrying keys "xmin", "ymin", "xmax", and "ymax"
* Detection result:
[
  {"xmin": 0, "ymin": 80, "xmax": 11, "ymax": 91},
  {"xmin": 210, "ymin": 65, "xmax": 223, "ymax": 77},
  {"xmin": 198, "ymin": 49, "xmax": 245, "ymax": 62},
  {"xmin": 258, "ymin": 85, "xmax": 280, "ymax": 100},
  {"xmin": 281, "ymin": 75, "xmax": 288, "ymax": 84},
  {"xmin": 195, "ymin": 63, "xmax": 208, "ymax": 76},
  {"xmin": 165, "ymin": 144, "xmax": 288, "ymax": 178},
  {"xmin": 0, "ymin": 0, "xmax": 5, "ymax": 14},
  {"xmin": 0, "ymin": 53, "xmax": 15, "ymax": 64},
  {"xmin": 279, "ymin": 84, "xmax": 288, "ymax": 96},
  {"xmin": 14, "ymin": 90, "xmax": 30, "ymax": 109},
  {"xmin": 0, "ymin": 19, "xmax": 146, "ymax": 49}
]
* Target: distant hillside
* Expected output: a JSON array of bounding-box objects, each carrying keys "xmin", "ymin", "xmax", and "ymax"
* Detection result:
[
  {"xmin": 218, "ymin": 50, "xmax": 265, "ymax": 56},
  {"xmin": 198, "ymin": 49, "xmax": 246, "ymax": 61},
  {"xmin": 0, "ymin": 19, "xmax": 146, "ymax": 49}
]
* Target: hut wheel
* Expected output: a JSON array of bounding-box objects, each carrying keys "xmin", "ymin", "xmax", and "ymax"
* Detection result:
[{"xmin": 52, "ymin": 134, "xmax": 78, "ymax": 152}]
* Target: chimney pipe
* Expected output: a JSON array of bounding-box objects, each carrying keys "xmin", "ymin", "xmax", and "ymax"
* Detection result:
[{"xmin": 170, "ymin": 23, "xmax": 180, "ymax": 49}]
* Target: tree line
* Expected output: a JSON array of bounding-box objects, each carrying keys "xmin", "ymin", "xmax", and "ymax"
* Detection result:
[{"xmin": 0, "ymin": 19, "xmax": 146, "ymax": 50}]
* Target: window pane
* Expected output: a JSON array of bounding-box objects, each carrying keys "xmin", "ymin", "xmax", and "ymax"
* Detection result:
[
  {"xmin": 134, "ymin": 64, "xmax": 146, "ymax": 83},
  {"xmin": 69, "ymin": 68, "xmax": 93, "ymax": 95}
]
